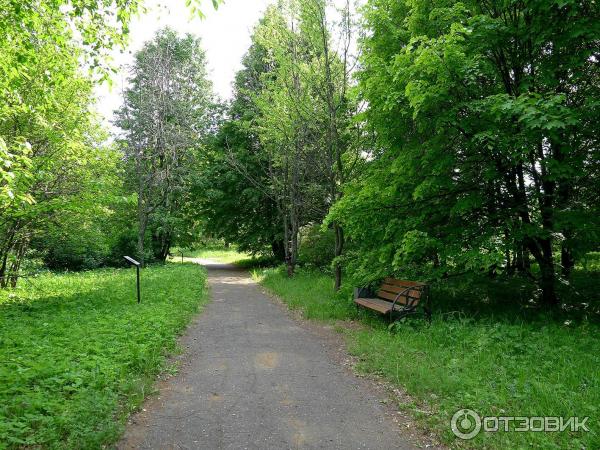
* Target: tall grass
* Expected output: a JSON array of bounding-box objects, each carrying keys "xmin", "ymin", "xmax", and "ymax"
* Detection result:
[
  {"xmin": 254, "ymin": 267, "xmax": 356, "ymax": 320},
  {"xmin": 0, "ymin": 263, "xmax": 208, "ymax": 448}
]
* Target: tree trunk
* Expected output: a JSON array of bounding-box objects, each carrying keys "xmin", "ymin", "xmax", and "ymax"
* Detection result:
[
  {"xmin": 536, "ymin": 238, "xmax": 559, "ymax": 307},
  {"xmin": 515, "ymin": 243, "xmax": 531, "ymax": 274},
  {"xmin": 333, "ymin": 222, "xmax": 344, "ymax": 291},
  {"xmin": 137, "ymin": 214, "xmax": 147, "ymax": 268},
  {"xmin": 8, "ymin": 238, "xmax": 28, "ymax": 288},
  {"xmin": 540, "ymin": 263, "xmax": 558, "ymax": 307},
  {"xmin": 0, "ymin": 250, "xmax": 9, "ymax": 289},
  {"xmin": 561, "ymin": 247, "xmax": 574, "ymax": 278},
  {"xmin": 282, "ymin": 214, "xmax": 294, "ymax": 277},
  {"xmin": 0, "ymin": 225, "xmax": 18, "ymax": 289},
  {"xmin": 271, "ymin": 239, "xmax": 285, "ymax": 261},
  {"xmin": 157, "ymin": 231, "xmax": 171, "ymax": 263},
  {"xmin": 137, "ymin": 229, "xmax": 145, "ymax": 267},
  {"xmin": 504, "ymin": 229, "xmax": 513, "ymax": 274},
  {"xmin": 560, "ymin": 237, "xmax": 575, "ymax": 278},
  {"xmin": 522, "ymin": 245, "xmax": 531, "ymax": 271},
  {"xmin": 288, "ymin": 216, "xmax": 298, "ymax": 278}
]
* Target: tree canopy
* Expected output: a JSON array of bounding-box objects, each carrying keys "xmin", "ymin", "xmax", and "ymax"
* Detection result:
[
  {"xmin": 1, "ymin": 0, "xmax": 598, "ymax": 309},
  {"xmin": 193, "ymin": 0, "xmax": 598, "ymax": 307},
  {"xmin": 329, "ymin": 0, "xmax": 599, "ymax": 305},
  {"xmin": 0, "ymin": 0, "xmax": 220, "ymax": 283},
  {"xmin": 115, "ymin": 28, "xmax": 213, "ymax": 265}
]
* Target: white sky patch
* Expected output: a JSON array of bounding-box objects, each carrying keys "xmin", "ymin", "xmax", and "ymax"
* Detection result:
[
  {"xmin": 94, "ymin": 0, "xmax": 276, "ymax": 129},
  {"xmin": 94, "ymin": 0, "xmax": 363, "ymax": 132}
]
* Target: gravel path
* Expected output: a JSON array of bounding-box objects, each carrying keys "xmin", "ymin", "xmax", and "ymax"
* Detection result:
[{"xmin": 118, "ymin": 260, "xmax": 415, "ymax": 450}]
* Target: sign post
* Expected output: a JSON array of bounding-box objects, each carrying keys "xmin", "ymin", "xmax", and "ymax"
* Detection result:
[{"xmin": 123, "ymin": 256, "xmax": 141, "ymax": 303}]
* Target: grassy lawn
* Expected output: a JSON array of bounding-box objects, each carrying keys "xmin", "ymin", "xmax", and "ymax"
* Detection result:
[
  {"xmin": 255, "ymin": 267, "xmax": 600, "ymax": 449},
  {"xmin": 172, "ymin": 244, "xmax": 273, "ymax": 268},
  {"xmin": 0, "ymin": 263, "xmax": 208, "ymax": 448},
  {"xmin": 171, "ymin": 245, "xmax": 251, "ymax": 264}
]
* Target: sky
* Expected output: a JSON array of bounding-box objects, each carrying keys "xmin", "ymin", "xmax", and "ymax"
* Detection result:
[{"xmin": 95, "ymin": 0, "xmax": 275, "ymax": 128}]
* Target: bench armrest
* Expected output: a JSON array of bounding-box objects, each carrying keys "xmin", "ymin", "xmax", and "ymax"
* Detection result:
[
  {"xmin": 354, "ymin": 286, "xmax": 374, "ymax": 299},
  {"xmin": 391, "ymin": 286, "xmax": 423, "ymax": 311}
]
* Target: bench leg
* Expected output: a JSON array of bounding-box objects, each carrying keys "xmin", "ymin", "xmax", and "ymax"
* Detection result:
[{"xmin": 424, "ymin": 306, "xmax": 432, "ymax": 323}]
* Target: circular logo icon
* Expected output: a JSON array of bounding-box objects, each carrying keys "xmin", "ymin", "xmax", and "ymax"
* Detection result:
[{"xmin": 451, "ymin": 409, "xmax": 481, "ymax": 440}]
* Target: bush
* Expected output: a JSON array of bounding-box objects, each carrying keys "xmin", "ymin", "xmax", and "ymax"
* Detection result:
[
  {"xmin": 44, "ymin": 240, "xmax": 108, "ymax": 271},
  {"xmin": 35, "ymin": 218, "xmax": 139, "ymax": 271},
  {"xmin": 298, "ymin": 224, "xmax": 335, "ymax": 269},
  {"xmin": 107, "ymin": 228, "xmax": 139, "ymax": 267},
  {"xmin": 39, "ymin": 221, "xmax": 113, "ymax": 271}
]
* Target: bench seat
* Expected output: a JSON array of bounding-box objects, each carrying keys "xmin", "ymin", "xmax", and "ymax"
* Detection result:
[
  {"xmin": 355, "ymin": 297, "xmax": 405, "ymax": 314},
  {"xmin": 354, "ymin": 277, "xmax": 431, "ymax": 322}
]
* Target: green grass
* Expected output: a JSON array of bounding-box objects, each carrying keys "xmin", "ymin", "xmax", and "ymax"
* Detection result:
[
  {"xmin": 172, "ymin": 245, "xmax": 274, "ymax": 268},
  {"xmin": 171, "ymin": 245, "xmax": 250, "ymax": 264},
  {"xmin": 0, "ymin": 263, "xmax": 208, "ymax": 449},
  {"xmin": 256, "ymin": 266, "xmax": 600, "ymax": 449},
  {"xmin": 254, "ymin": 267, "xmax": 359, "ymax": 321}
]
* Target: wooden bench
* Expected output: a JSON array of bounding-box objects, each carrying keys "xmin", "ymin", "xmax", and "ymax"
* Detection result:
[{"xmin": 354, "ymin": 277, "xmax": 431, "ymax": 322}]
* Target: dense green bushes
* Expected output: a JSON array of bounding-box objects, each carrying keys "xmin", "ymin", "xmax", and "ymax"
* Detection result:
[{"xmin": 298, "ymin": 225, "xmax": 336, "ymax": 270}]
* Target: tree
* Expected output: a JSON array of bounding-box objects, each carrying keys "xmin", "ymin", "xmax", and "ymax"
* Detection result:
[
  {"xmin": 191, "ymin": 26, "xmax": 286, "ymax": 259},
  {"xmin": 115, "ymin": 28, "xmax": 213, "ymax": 265},
  {"xmin": 199, "ymin": 0, "xmax": 362, "ymax": 282},
  {"xmin": 254, "ymin": 2, "xmax": 331, "ymax": 276},
  {"xmin": 0, "ymin": 0, "xmax": 222, "ymax": 286},
  {"xmin": 297, "ymin": 0, "xmax": 362, "ymax": 289},
  {"xmin": 330, "ymin": 0, "xmax": 599, "ymax": 306},
  {"xmin": 0, "ymin": 32, "xmax": 115, "ymax": 286},
  {"xmin": 247, "ymin": 0, "xmax": 362, "ymax": 279}
]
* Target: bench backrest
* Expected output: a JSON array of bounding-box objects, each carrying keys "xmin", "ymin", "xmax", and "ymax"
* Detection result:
[{"xmin": 377, "ymin": 277, "xmax": 427, "ymax": 306}]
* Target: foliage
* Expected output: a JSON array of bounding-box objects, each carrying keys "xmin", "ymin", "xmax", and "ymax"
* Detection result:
[
  {"xmin": 0, "ymin": 33, "xmax": 123, "ymax": 285},
  {"xmin": 1, "ymin": 0, "xmax": 222, "ymax": 285},
  {"xmin": 34, "ymin": 193, "xmax": 138, "ymax": 271},
  {"xmin": 0, "ymin": 263, "xmax": 208, "ymax": 448},
  {"xmin": 252, "ymin": 1, "xmax": 347, "ymax": 276},
  {"xmin": 329, "ymin": 0, "xmax": 600, "ymax": 305},
  {"xmin": 256, "ymin": 267, "xmax": 600, "ymax": 449},
  {"xmin": 1, "ymin": 0, "xmax": 599, "ymax": 444},
  {"xmin": 193, "ymin": 34, "xmax": 284, "ymax": 258},
  {"xmin": 0, "ymin": 0, "xmax": 145, "ymax": 215},
  {"xmin": 115, "ymin": 28, "xmax": 213, "ymax": 265},
  {"xmin": 298, "ymin": 224, "xmax": 336, "ymax": 269},
  {"xmin": 198, "ymin": 0, "xmax": 363, "ymax": 278},
  {"xmin": 0, "ymin": 0, "xmax": 159, "ymax": 286}
]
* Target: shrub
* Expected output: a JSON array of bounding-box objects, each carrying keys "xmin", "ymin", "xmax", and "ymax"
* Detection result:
[{"xmin": 298, "ymin": 224, "xmax": 335, "ymax": 269}]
